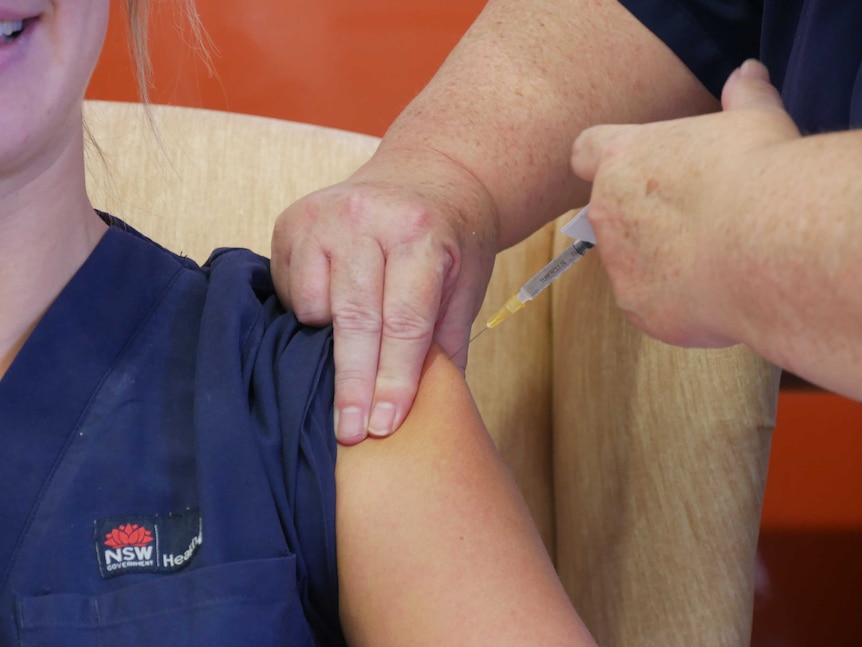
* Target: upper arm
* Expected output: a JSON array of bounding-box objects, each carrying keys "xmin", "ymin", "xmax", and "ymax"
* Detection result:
[{"xmin": 334, "ymin": 346, "xmax": 596, "ymax": 647}]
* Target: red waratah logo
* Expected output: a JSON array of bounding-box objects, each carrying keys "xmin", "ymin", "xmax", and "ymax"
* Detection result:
[{"xmin": 104, "ymin": 523, "xmax": 154, "ymax": 548}]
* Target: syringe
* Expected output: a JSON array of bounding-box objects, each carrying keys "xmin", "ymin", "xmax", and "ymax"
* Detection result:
[
  {"xmin": 484, "ymin": 238, "xmax": 594, "ymax": 329},
  {"xmin": 461, "ymin": 206, "xmax": 595, "ymax": 350}
]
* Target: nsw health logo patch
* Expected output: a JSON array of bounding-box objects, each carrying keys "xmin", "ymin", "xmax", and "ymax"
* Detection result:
[{"xmin": 94, "ymin": 511, "xmax": 202, "ymax": 578}]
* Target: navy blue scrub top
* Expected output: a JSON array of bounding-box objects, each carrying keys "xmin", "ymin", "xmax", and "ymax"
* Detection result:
[
  {"xmin": 618, "ymin": 0, "xmax": 862, "ymax": 132},
  {"xmin": 0, "ymin": 216, "xmax": 347, "ymax": 646}
]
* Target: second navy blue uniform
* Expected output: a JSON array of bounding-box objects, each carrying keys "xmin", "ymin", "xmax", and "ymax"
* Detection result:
[{"xmin": 618, "ymin": 0, "xmax": 862, "ymax": 132}]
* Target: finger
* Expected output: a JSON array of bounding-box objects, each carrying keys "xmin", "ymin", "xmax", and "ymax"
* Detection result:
[
  {"xmin": 367, "ymin": 243, "xmax": 451, "ymax": 437},
  {"xmin": 270, "ymin": 200, "xmax": 333, "ymax": 324},
  {"xmin": 269, "ymin": 205, "xmax": 296, "ymax": 311},
  {"xmin": 330, "ymin": 241, "xmax": 385, "ymax": 444},
  {"xmin": 433, "ymin": 275, "xmax": 484, "ymax": 372},
  {"xmin": 284, "ymin": 242, "xmax": 333, "ymax": 325},
  {"xmin": 570, "ymin": 124, "xmax": 637, "ymax": 183},
  {"xmin": 721, "ymin": 59, "xmax": 786, "ymax": 113}
]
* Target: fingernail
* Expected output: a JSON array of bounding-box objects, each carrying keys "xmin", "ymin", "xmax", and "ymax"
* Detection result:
[
  {"xmin": 335, "ymin": 406, "xmax": 366, "ymax": 443},
  {"xmin": 739, "ymin": 58, "xmax": 769, "ymax": 82},
  {"xmin": 368, "ymin": 402, "xmax": 396, "ymax": 437}
]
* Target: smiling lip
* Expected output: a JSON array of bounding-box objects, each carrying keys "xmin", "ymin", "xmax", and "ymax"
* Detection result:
[{"xmin": 0, "ymin": 8, "xmax": 37, "ymax": 21}]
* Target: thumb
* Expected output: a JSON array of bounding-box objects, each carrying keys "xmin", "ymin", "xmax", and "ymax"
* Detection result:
[
  {"xmin": 571, "ymin": 123, "xmax": 637, "ymax": 183},
  {"xmin": 721, "ymin": 59, "xmax": 786, "ymax": 112}
]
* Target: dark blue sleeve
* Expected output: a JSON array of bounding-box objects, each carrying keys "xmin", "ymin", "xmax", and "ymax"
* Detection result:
[
  {"xmin": 257, "ymin": 298, "xmax": 343, "ymax": 646},
  {"xmin": 618, "ymin": 0, "xmax": 764, "ymax": 98},
  {"xmin": 204, "ymin": 248, "xmax": 346, "ymax": 646}
]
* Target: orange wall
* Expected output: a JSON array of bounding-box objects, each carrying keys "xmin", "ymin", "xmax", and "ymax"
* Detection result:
[
  {"xmin": 89, "ymin": 0, "xmax": 487, "ymax": 136},
  {"xmin": 764, "ymin": 392, "xmax": 862, "ymax": 529}
]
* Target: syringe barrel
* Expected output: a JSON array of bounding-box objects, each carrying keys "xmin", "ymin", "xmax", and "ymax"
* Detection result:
[{"xmin": 520, "ymin": 240, "xmax": 593, "ymax": 299}]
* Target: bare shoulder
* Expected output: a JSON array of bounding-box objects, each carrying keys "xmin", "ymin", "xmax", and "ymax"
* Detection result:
[
  {"xmin": 335, "ymin": 346, "xmax": 596, "ymax": 647},
  {"xmin": 338, "ymin": 346, "xmax": 486, "ymax": 466}
]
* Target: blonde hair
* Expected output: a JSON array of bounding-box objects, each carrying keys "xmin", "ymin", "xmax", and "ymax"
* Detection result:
[
  {"xmin": 124, "ymin": 0, "xmax": 212, "ymax": 102},
  {"xmin": 85, "ymin": 2, "xmax": 212, "ymax": 181}
]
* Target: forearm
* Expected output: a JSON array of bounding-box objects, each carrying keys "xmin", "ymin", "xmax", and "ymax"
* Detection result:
[
  {"xmin": 370, "ymin": 0, "xmax": 716, "ymax": 249},
  {"xmin": 718, "ymin": 130, "xmax": 862, "ymax": 399}
]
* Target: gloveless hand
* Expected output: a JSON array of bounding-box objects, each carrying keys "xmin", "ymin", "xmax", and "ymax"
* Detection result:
[
  {"xmin": 271, "ymin": 148, "xmax": 497, "ymax": 444},
  {"xmin": 571, "ymin": 59, "xmax": 800, "ymax": 347}
]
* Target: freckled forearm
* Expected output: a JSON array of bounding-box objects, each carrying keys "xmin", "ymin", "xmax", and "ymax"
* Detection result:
[
  {"xmin": 719, "ymin": 130, "xmax": 862, "ymax": 398},
  {"xmin": 374, "ymin": 0, "xmax": 716, "ymax": 249}
]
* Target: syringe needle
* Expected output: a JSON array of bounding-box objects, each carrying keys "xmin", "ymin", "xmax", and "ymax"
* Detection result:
[
  {"xmin": 448, "ymin": 293, "xmax": 523, "ymax": 359},
  {"xmin": 469, "ymin": 326, "xmax": 490, "ymax": 344},
  {"xmin": 449, "ymin": 326, "xmax": 489, "ymax": 360}
]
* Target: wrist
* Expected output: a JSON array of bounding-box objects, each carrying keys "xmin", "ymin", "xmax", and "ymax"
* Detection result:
[
  {"xmin": 701, "ymin": 129, "xmax": 803, "ymax": 352},
  {"xmin": 351, "ymin": 143, "xmax": 502, "ymax": 253}
]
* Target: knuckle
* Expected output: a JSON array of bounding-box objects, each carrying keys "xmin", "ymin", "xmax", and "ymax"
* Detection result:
[
  {"xmin": 333, "ymin": 366, "xmax": 373, "ymax": 390},
  {"xmin": 341, "ymin": 190, "xmax": 383, "ymax": 229},
  {"xmin": 333, "ymin": 303, "xmax": 383, "ymax": 335},
  {"xmin": 279, "ymin": 194, "xmax": 322, "ymax": 230},
  {"xmin": 382, "ymin": 307, "xmax": 433, "ymax": 342},
  {"xmin": 398, "ymin": 204, "xmax": 435, "ymax": 233},
  {"xmin": 412, "ymin": 238, "xmax": 458, "ymax": 278},
  {"xmin": 342, "ymin": 191, "xmax": 369, "ymax": 221}
]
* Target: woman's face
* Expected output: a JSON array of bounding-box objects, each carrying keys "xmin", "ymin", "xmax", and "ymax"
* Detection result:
[{"xmin": 0, "ymin": 0, "xmax": 110, "ymax": 177}]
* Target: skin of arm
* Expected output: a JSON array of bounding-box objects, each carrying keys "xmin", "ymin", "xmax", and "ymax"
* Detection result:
[
  {"xmin": 334, "ymin": 345, "xmax": 596, "ymax": 646},
  {"xmin": 373, "ymin": 0, "xmax": 719, "ymax": 248},
  {"xmin": 572, "ymin": 60, "xmax": 862, "ymax": 400},
  {"xmin": 271, "ymin": 0, "xmax": 718, "ymax": 444}
]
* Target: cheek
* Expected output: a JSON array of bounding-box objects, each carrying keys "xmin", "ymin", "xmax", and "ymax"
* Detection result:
[
  {"xmin": 68, "ymin": 0, "xmax": 111, "ymax": 84},
  {"xmin": 86, "ymin": 0, "xmax": 111, "ymax": 75}
]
